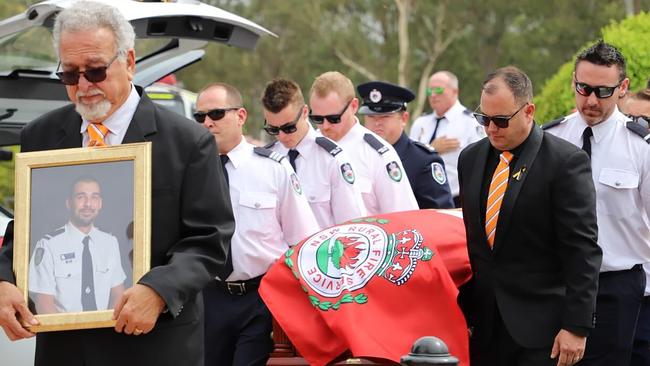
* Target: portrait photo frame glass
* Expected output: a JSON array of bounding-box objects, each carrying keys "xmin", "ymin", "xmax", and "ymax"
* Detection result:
[{"xmin": 13, "ymin": 142, "xmax": 151, "ymax": 332}]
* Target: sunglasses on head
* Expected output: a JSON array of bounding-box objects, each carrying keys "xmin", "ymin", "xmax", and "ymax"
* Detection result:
[
  {"xmin": 426, "ymin": 87, "xmax": 445, "ymax": 96},
  {"xmin": 56, "ymin": 54, "xmax": 119, "ymax": 86},
  {"xmin": 574, "ymin": 79, "xmax": 622, "ymax": 99},
  {"xmin": 473, "ymin": 103, "xmax": 528, "ymax": 129},
  {"xmin": 193, "ymin": 107, "xmax": 240, "ymax": 123},
  {"xmin": 627, "ymin": 114, "xmax": 650, "ymax": 129},
  {"xmin": 263, "ymin": 105, "xmax": 304, "ymax": 135},
  {"xmin": 309, "ymin": 99, "xmax": 352, "ymax": 124}
]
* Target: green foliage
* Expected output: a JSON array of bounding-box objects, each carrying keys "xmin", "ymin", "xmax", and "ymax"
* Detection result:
[{"xmin": 535, "ymin": 12, "xmax": 650, "ymax": 123}]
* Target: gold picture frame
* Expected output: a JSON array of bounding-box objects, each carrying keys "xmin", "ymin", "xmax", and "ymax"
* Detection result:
[{"xmin": 13, "ymin": 142, "xmax": 151, "ymax": 332}]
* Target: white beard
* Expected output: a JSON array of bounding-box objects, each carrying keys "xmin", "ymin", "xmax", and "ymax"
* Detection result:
[{"xmin": 75, "ymin": 89, "xmax": 112, "ymax": 121}]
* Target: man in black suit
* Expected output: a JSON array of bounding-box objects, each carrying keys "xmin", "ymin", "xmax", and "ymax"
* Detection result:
[
  {"xmin": 357, "ymin": 81, "xmax": 454, "ymax": 209},
  {"xmin": 0, "ymin": 2, "xmax": 234, "ymax": 365},
  {"xmin": 457, "ymin": 66, "xmax": 601, "ymax": 366}
]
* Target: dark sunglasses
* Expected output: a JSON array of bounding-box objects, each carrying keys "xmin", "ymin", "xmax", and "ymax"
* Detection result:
[
  {"xmin": 574, "ymin": 79, "xmax": 622, "ymax": 99},
  {"xmin": 309, "ymin": 99, "xmax": 352, "ymax": 124},
  {"xmin": 263, "ymin": 105, "xmax": 304, "ymax": 135},
  {"xmin": 56, "ymin": 54, "xmax": 119, "ymax": 86},
  {"xmin": 473, "ymin": 103, "xmax": 528, "ymax": 129},
  {"xmin": 193, "ymin": 107, "xmax": 240, "ymax": 123}
]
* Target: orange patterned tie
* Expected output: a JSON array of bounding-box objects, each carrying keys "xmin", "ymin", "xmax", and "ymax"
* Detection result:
[
  {"xmin": 485, "ymin": 151, "xmax": 513, "ymax": 248},
  {"xmin": 87, "ymin": 122, "xmax": 109, "ymax": 147}
]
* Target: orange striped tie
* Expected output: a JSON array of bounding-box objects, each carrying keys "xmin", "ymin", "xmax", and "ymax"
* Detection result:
[
  {"xmin": 87, "ymin": 122, "xmax": 109, "ymax": 147},
  {"xmin": 485, "ymin": 151, "xmax": 513, "ymax": 248}
]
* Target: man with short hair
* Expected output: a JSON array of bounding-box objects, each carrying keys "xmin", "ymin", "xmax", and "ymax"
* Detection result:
[
  {"xmin": 29, "ymin": 177, "xmax": 126, "ymax": 314},
  {"xmin": 261, "ymin": 78, "xmax": 366, "ymax": 228},
  {"xmin": 459, "ymin": 66, "xmax": 601, "ymax": 366},
  {"xmin": 410, "ymin": 71, "xmax": 485, "ymax": 207},
  {"xmin": 196, "ymin": 82, "xmax": 319, "ymax": 366},
  {"xmin": 357, "ymin": 81, "xmax": 453, "ymax": 209},
  {"xmin": 544, "ymin": 41, "xmax": 650, "ymax": 366},
  {"xmin": 623, "ymin": 88, "xmax": 650, "ymax": 129},
  {"xmin": 0, "ymin": 2, "xmax": 234, "ymax": 365},
  {"xmin": 309, "ymin": 71, "xmax": 418, "ymax": 215}
]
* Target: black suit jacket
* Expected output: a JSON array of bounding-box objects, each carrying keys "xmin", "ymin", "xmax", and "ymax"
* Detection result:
[
  {"xmin": 0, "ymin": 87, "xmax": 234, "ymax": 366},
  {"xmin": 393, "ymin": 132, "xmax": 454, "ymax": 209},
  {"xmin": 457, "ymin": 124, "xmax": 601, "ymax": 349}
]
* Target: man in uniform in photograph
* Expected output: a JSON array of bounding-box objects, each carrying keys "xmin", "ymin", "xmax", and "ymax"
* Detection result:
[
  {"xmin": 358, "ymin": 81, "xmax": 454, "ymax": 209},
  {"xmin": 261, "ymin": 78, "xmax": 366, "ymax": 229},
  {"xmin": 0, "ymin": 2, "xmax": 234, "ymax": 365},
  {"xmin": 195, "ymin": 82, "xmax": 320, "ymax": 366},
  {"xmin": 309, "ymin": 71, "xmax": 418, "ymax": 215},
  {"xmin": 29, "ymin": 177, "xmax": 126, "ymax": 314},
  {"xmin": 410, "ymin": 71, "xmax": 485, "ymax": 207},
  {"xmin": 543, "ymin": 41, "xmax": 650, "ymax": 366}
]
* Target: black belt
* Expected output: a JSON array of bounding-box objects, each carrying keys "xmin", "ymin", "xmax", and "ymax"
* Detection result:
[{"xmin": 216, "ymin": 275, "xmax": 263, "ymax": 295}]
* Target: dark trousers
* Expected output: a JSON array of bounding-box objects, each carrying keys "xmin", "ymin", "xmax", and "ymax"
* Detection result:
[
  {"xmin": 203, "ymin": 281, "xmax": 273, "ymax": 366},
  {"xmin": 632, "ymin": 296, "xmax": 650, "ymax": 366},
  {"xmin": 470, "ymin": 309, "xmax": 555, "ymax": 366},
  {"xmin": 581, "ymin": 264, "xmax": 645, "ymax": 366},
  {"xmin": 453, "ymin": 195, "xmax": 461, "ymax": 208}
]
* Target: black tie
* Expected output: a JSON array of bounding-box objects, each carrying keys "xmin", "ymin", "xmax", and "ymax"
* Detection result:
[
  {"xmin": 429, "ymin": 116, "xmax": 445, "ymax": 144},
  {"xmin": 288, "ymin": 149, "xmax": 299, "ymax": 172},
  {"xmin": 81, "ymin": 236, "xmax": 97, "ymax": 311},
  {"xmin": 582, "ymin": 127, "xmax": 593, "ymax": 158},
  {"xmin": 220, "ymin": 155, "xmax": 230, "ymax": 186}
]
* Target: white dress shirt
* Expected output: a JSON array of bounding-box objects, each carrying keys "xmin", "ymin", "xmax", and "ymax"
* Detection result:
[
  {"xmin": 29, "ymin": 222, "xmax": 126, "ymax": 313},
  {"xmin": 270, "ymin": 125, "xmax": 367, "ymax": 229},
  {"xmin": 546, "ymin": 108, "xmax": 650, "ymax": 275},
  {"xmin": 223, "ymin": 139, "xmax": 320, "ymax": 281},
  {"xmin": 409, "ymin": 100, "xmax": 485, "ymax": 197},
  {"xmin": 331, "ymin": 119, "xmax": 418, "ymax": 215},
  {"xmin": 81, "ymin": 85, "xmax": 140, "ymax": 146}
]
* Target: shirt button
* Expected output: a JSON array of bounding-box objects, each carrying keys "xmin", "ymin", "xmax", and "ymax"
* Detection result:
[
  {"xmin": 615, "ymin": 181, "xmax": 621, "ymax": 187},
  {"xmin": 309, "ymin": 196, "xmax": 315, "ymax": 201},
  {"xmin": 254, "ymin": 202, "xmax": 261, "ymax": 208}
]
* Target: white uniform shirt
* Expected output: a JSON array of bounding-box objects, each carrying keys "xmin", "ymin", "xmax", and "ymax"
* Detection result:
[
  {"xmin": 330, "ymin": 120, "xmax": 418, "ymax": 215},
  {"xmin": 81, "ymin": 85, "xmax": 140, "ymax": 146},
  {"xmin": 269, "ymin": 125, "xmax": 367, "ymax": 228},
  {"xmin": 546, "ymin": 108, "xmax": 650, "ymax": 275},
  {"xmin": 409, "ymin": 100, "xmax": 485, "ymax": 197},
  {"xmin": 224, "ymin": 139, "xmax": 320, "ymax": 281},
  {"xmin": 29, "ymin": 222, "xmax": 126, "ymax": 313}
]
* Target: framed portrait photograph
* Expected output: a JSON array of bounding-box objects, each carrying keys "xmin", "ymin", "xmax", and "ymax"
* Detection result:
[{"xmin": 12, "ymin": 142, "xmax": 152, "ymax": 332}]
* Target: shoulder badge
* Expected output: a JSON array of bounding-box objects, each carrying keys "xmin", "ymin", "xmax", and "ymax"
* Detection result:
[
  {"xmin": 315, "ymin": 136, "xmax": 343, "ymax": 157},
  {"xmin": 541, "ymin": 117, "xmax": 567, "ymax": 130},
  {"xmin": 413, "ymin": 140, "xmax": 436, "ymax": 154},
  {"xmin": 363, "ymin": 133, "xmax": 389, "ymax": 155},
  {"xmin": 340, "ymin": 163, "xmax": 355, "ymax": 184},
  {"xmin": 253, "ymin": 146, "xmax": 285, "ymax": 163},
  {"xmin": 34, "ymin": 247, "xmax": 45, "ymax": 266},
  {"xmin": 626, "ymin": 121, "xmax": 650, "ymax": 144},
  {"xmin": 431, "ymin": 162, "xmax": 447, "ymax": 185},
  {"xmin": 264, "ymin": 140, "xmax": 278, "ymax": 149},
  {"xmin": 386, "ymin": 161, "xmax": 403, "ymax": 182}
]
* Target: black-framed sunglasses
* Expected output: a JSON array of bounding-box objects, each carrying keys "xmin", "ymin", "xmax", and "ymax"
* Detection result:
[
  {"xmin": 193, "ymin": 107, "xmax": 241, "ymax": 123},
  {"xmin": 473, "ymin": 103, "xmax": 528, "ymax": 129},
  {"xmin": 263, "ymin": 105, "xmax": 304, "ymax": 135},
  {"xmin": 574, "ymin": 78, "xmax": 622, "ymax": 99},
  {"xmin": 56, "ymin": 54, "xmax": 119, "ymax": 86},
  {"xmin": 309, "ymin": 99, "xmax": 352, "ymax": 124}
]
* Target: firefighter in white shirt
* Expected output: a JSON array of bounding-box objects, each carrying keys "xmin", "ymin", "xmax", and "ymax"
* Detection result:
[
  {"xmin": 308, "ymin": 71, "xmax": 418, "ymax": 215},
  {"xmin": 409, "ymin": 70, "xmax": 485, "ymax": 206},
  {"xmin": 195, "ymin": 82, "xmax": 319, "ymax": 366},
  {"xmin": 261, "ymin": 78, "xmax": 367, "ymax": 229}
]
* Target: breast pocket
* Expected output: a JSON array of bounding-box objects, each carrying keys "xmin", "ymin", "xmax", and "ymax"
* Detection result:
[
  {"xmin": 238, "ymin": 192, "xmax": 279, "ymax": 239},
  {"xmin": 597, "ymin": 168, "xmax": 639, "ymax": 219},
  {"xmin": 53, "ymin": 261, "xmax": 81, "ymax": 300}
]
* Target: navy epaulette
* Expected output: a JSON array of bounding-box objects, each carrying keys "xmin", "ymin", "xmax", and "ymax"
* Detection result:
[
  {"xmin": 626, "ymin": 122, "xmax": 650, "ymax": 144},
  {"xmin": 44, "ymin": 227, "xmax": 65, "ymax": 240},
  {"xmin": 363, "ymin": 133, "xmax": 389, "ymax": 155},
  {"xmin": 264, "ymin": 140, "xmax": 278, "ymax": 149},
  {"xmin": 315, "ymin": 137, "xmax": 342, "ymax": 157},
  {"xmin": 541, "ymin": 117, "xmax": 567, "ymax": 130},
  {"xmin": 463, "ymin": 108, "xmax": 473, "ymax": 116},
  {"xmin": 413, "ymin": 141, "xmax": 436, "ymax": 154},
  {"xmin": 253, "ymin": 147, "xmax": 285, "ymax": 163}
]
